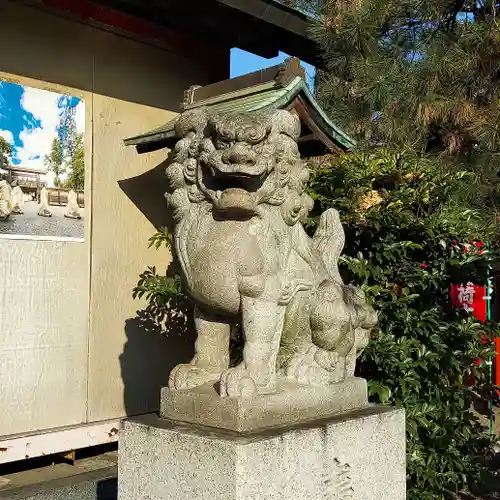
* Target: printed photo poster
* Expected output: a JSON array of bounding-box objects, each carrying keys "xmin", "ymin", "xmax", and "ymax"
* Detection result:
[{"xmin": 0, "ymin": 79, "xmax": 85, "ymax": 240}]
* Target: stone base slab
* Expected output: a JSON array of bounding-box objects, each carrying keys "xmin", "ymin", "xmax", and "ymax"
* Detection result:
[
  {"xmin": 160, "ymin": 377, "xmax": 368, "ymax": 432},
  {"xmin": 118, "ymin": 407, "xmax": 406, "ymax": 500}
]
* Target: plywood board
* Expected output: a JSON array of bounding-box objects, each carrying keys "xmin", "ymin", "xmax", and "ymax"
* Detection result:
[
  {"xmin": 86, "ymin": 94, "xmax": 174, "ymax": 421},
  {"xmin": 0, "ymin": 0, "xmax": 94, "ymax": 93},
  {"xmin": 0, "ymin": 239, "xmax": 88, "ymax": 435}
]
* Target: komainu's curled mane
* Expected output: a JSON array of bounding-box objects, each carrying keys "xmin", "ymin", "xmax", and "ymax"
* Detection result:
[
  {"xmin": 165, "ymin": 107, "xmax": 377, "ymax": 397},
  {"xmin": 166, "ymin": 107, "xmax": 313, "ymax": 226}
]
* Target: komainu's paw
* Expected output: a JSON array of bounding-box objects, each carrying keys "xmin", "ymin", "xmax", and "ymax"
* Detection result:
[
  {"xmin": 219, "ymin": 366, "xmax": 258, "ymax": 397},
  {"xmin": 168, "ymin": 364, "xmax": 220, "ymax": 390}
]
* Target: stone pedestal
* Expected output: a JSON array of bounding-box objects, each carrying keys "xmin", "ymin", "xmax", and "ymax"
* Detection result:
[
  {"xmin": 118, "ymin": 406, "xmax": 406, "ymax": 500},
  {"xmin": 160, "ymin": 378, "xmax": 369, "ymax": 432}
]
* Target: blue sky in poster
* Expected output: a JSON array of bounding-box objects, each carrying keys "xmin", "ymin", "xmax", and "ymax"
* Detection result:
[
  {"xmin": 230, "ymin": 48, "xmax": 316, "ymax": 89},
  {"xmin": 0, "ymin": 81, "xmax": 84, "ymax": 185}
]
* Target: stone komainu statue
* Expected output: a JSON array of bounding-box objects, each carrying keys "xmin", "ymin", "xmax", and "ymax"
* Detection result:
[
  {"xmin": 0, "ymin": 180, "xmax": 12, "ymax": 220},
  {"xmin": 165, "ymin": 107, "xmax": 377, "ymax": 397}
]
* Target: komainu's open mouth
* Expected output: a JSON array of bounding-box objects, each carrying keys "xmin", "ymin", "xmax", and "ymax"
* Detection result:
[
  {"xmin": 201, "ymin": 164, "xmax": 267, "ymax": 218},
  {"xmin": 207, "ymin": 166, "xmax": 265, "ymax": 193}
]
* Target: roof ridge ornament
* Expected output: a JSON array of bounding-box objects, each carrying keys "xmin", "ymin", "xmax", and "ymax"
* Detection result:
[
  {"xmin": 181, "ymin": 85, "xmax": 203, "ymax": 111},
  {"xmin": 275, "ymin": 56, "xmax": 306, "ymax": 87}
]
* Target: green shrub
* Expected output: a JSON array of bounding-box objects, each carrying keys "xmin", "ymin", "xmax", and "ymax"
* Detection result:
[{"xmin": 307, "ymin": 149, "xmax": 499, "ymax": 499}]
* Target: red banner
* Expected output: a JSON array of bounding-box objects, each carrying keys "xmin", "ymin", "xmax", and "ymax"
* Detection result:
[
  {"xmin": 450, "ymin": 282, "xmax": 487, "ymax": 323},
  {"xmin": 449, "ymin": 240, "xmax": 498, "ymax": 389}
]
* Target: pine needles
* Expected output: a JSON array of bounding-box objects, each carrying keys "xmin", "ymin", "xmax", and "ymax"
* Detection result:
[{"xmin": 311, "ymin": 0, "xmax": 500, "ymax": 228}]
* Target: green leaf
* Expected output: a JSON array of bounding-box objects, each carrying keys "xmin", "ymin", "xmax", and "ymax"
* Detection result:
[{"xmin": 368, "ymin": 381, "xmax": 392, "ymax": 403}]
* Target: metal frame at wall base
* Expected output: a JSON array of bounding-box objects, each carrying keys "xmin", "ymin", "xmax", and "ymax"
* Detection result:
[{"xmin": 0, "ymin": 418, "xmax": 122, "ymax": 465}]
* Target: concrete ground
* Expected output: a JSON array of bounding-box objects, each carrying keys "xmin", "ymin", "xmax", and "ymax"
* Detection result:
[
  {"xmin": 0, "ymin": 198, "xmax": 84, "ymax": 239},
  {"xmin": 0, "ymin": 451, "xmax": 116, "ymax": 500}
]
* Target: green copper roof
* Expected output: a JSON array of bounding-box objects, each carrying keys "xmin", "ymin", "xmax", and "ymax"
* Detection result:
[{"xmin": 124, "ymin": 75, "xmax": 356, "ymax": 152}]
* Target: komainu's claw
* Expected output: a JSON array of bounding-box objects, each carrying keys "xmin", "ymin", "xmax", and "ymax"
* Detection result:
[{"xmin": 219, "ymin": 366, "xmax": 258, "ymax": 397}]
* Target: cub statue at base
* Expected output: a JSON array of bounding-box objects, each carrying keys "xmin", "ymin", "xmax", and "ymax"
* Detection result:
[{"xmin": 165, "ymin": 108, "xmax": 377, "ymax": 397}]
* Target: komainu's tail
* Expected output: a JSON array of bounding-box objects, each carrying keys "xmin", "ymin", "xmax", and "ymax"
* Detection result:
[{"xmin": 312, "ymin": 208, "xmax": 345, "ymax": 283}]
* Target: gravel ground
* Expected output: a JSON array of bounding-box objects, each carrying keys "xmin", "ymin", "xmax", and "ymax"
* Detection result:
[{"xmin": 0, "ymin": 198, "xmax": 84, "ymax": 239}]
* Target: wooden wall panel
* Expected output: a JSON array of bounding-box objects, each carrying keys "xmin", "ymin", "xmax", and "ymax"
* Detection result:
[
  {"xmin": 86, "ymin": 95, "xmax": 173, "ymax": 421},
  {"xmin": 0, "ymin": 1, "xmax": 94, "ymax": 93},
  {"xmin": 0, "ymin": 240, "xmax": 88, "ymax": 434},
  {"xmin": 0, "ymin": 0, "xmax": 93, "ymax": 435}
]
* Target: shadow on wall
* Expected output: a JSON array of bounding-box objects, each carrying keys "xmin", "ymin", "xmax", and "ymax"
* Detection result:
[
  {"xmin": 117, "ymin": 159, "xmax": 171, "ymax": 231},
  {"xmin": 0, "ymin": 0, "xmax": 229, "ymax": 111},
  {"xmin": 118, "ymin": 157, "xmax": 195, "ymax": 416},
  {"xmin": 119, "ymin": 312, "xmax": 195, "ymax": 416}
]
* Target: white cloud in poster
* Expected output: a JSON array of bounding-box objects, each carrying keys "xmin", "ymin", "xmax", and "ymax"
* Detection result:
[
  {"xmin": 17, "ymin": 86, "xmax": 60, "ymax": 171},
  {"xmin": 0, "ymin": 82, "xmax": 5, "ymax": 119},
  {"xmin": 0, "ymin": 130, "xmax": 14, "ymax": 144},
  {"xmin": 6, "ymin": 86, "xmax": 85, "ymax": 188}
]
